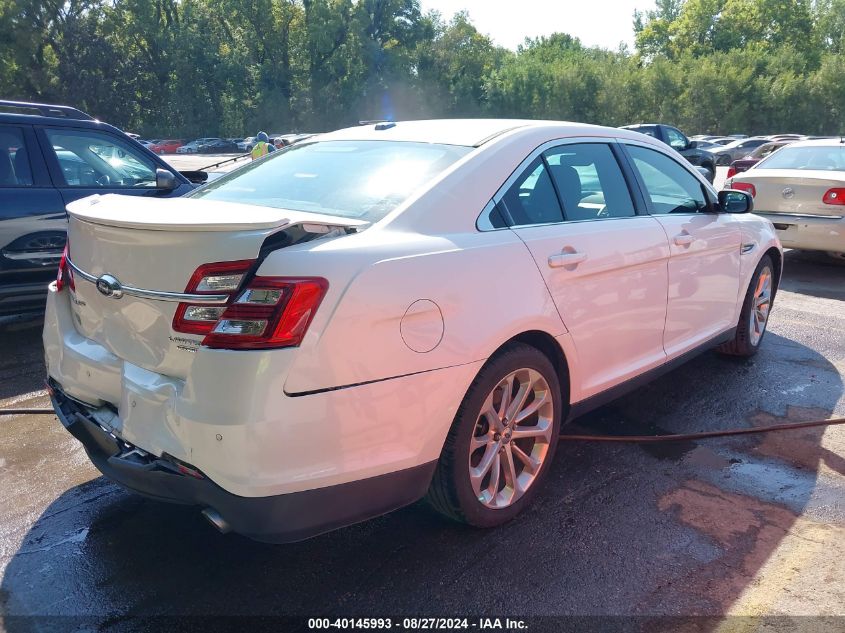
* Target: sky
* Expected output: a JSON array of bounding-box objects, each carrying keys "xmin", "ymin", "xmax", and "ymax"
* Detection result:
[{"xmin": 419, "ymin": 0, "xmax": 655, "ymax": 51}]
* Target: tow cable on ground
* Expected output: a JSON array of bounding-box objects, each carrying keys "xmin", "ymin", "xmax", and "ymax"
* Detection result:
[
  {"xmin": 557, "ymin": 417, "xmax": 845, "ymax": 442},
  {"xmin": 2, "ymin": 408, "xmax": 844, "ymax": 442}
]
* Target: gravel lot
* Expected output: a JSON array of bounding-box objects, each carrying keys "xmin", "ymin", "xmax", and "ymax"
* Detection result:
[{"xmin": 0, "ymin": 248, "xmax": 843, "ymax": 630}]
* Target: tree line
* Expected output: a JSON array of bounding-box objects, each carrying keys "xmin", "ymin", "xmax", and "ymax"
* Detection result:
[{"xmin": 1, "ymin": 0, "xmax": 844, "ymax": 137}]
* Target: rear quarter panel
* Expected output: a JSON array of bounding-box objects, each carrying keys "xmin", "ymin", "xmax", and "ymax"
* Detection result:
[{"xmin": 259, "ymin": 228, "xmax": 565, "ymax": 395}]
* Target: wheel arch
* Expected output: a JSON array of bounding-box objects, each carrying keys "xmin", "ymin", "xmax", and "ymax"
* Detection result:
[
  {"xmin": 764, "ymin": 246, "xmax": 782, "ymax": 294},
  {"xmin": 490, "ymin": 330, "xmax": 572, "ymax": 418}
]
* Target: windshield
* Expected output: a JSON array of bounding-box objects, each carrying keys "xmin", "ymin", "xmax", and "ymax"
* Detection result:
[
  {"xmin": 190, "ymin": 140, "xmax": 472, "ymax": 221},
  {"xmin": 757, "ymin": 145, "xmax": 845, "ymax": 171}
]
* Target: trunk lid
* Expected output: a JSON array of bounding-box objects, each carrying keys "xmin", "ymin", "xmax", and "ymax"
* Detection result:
[
  {"xmin": 65, "ymin": 194, "xmax": 362, "ymax": 379},
  {"xmin": 733, "ymin": 170, "xmax": 845, "ymax": 217}
]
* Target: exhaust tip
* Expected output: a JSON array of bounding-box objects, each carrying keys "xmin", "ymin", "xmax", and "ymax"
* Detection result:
[{"xmin": 201, "ymin": 508, "xmax": 232, "ymax": 534}]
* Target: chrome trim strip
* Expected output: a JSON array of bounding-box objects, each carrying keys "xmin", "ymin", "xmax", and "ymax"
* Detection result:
[{"xmin": 66, "ymin": 258, "xmax": 230, "ymax": 304}]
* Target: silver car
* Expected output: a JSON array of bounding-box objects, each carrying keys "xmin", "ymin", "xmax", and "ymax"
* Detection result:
[{"xmin": 725, "ymin": 139, "xmax": 845, "ymax": 259}]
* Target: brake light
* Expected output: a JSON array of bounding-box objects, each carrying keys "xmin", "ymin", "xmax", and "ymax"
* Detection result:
[
  {"xmin": 823, "ymin": 188, "xmax": 845, "ymax": 205},
  {"xmin": 56, "ymin": 244, "xmax": 74, "ymax": 291},
  {"xmin": 731, "ymin": 182, "xmax": 756, "ymax": 198},
  {"xmin": 726, "ymin": 166, "xmax": 737, "ymax": 179},
  {"xmin": 172, "ymin": 260, "xmax": 255, "ymax": 335},
  {"xmin": 203, "ymin": 277, "xmax": 328, "ymax": 350},
  {"xmin": 172, "ymin": 260, "xmax": 328, "ymax": 350}
]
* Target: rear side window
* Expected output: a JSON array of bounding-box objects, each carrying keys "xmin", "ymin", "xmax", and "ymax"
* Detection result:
[
  {"xmin": 0, "ymin": 126, "xmax": 33, "ymax": 187},
  {"xmin": 626, "ymin": 145, "xmax": 708, "ymax": 214},
  {"xmin": 500, "ymin": 158, "xmax": 563, "ymax": 225},
  {"xmin": 544, "ymin": 144, "xmax": 635, "ymax": 221},
  {"xmin": 44, "ymin": 128, "xmax": 157, "ymax": 187},
  {"xmin": 191, "ymin": 140, "xmax": 472, "ymax": 223}
]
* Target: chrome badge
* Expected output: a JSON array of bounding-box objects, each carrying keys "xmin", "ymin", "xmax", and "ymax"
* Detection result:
[
  {"xmin": 95, "ymin": 274, "xmax": 123, "ymax": 299},
  {"xmin": 782, "ymin": 187, "xmax": 795, "ymax": 199}
]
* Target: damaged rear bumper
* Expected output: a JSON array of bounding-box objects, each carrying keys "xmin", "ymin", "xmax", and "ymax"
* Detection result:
[{"xmin": 51, "ymin": 383, "xmax": 436, "ymax": 543}]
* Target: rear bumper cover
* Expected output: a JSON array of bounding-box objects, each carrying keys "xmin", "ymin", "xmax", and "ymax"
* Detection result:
[
  {"xmin": 51, "ymin": 384, "xmax": 437, "ymax": 543},
  {"xmin": 758, "ymin": 213, "xmax": 844, "ymax": 253}
]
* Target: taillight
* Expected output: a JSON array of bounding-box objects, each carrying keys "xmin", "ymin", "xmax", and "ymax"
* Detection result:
[
  {"xmin": 56, "ymin": 244, "xmax": 73, "ymax": 291},
  {"xmin": 731, "ymin": 182, "xmax": 756, "ymax": 198},
  {"xmin": 726, "ymin": 166, "xmax": 737, "ymax": 179},
  {"xmin": 172, "ymin": 260, "xmax": 255, "ymax": 335},
  {"xmin": 823, "ymin": 188, "xmax": 845, "ymax": 205},
  {"xmin": 172, "ymin": 260, "xmax": 328, "ymax": 350},
  {"xmin": 203, "ymin": 277, "xmax": 328, "ymax": 349}
]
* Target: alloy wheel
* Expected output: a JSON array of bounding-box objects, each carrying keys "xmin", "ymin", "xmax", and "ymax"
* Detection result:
[
  {"xmin": 468, "ymin": 368, "xmax": 555, "ymax": 509},
  {"xmin": 749, "ymin": 265, "xmax": 773, "ymax": 346}
]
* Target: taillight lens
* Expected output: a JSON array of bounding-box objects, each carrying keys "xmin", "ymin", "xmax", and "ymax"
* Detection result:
[
  {"xmin": 56, "ymin": 244, "xmax": 73, "ymax": 291},
  {"xmin": 731, "ymin": 182, "xmax": 756, "ymax": 198},
  {"xmin": 203, "ymin": 277, "xmax": 328, "ymax": 350},
  {"xmin": 726, "ymin": 166, "xmax": 737, "ymax": 179},
  {"xmin": 823, "ymin": 188, "xmax": 845, "ymax": 205},
  {"xmin": 172, "ymin": 260, "xmax": 254, "ymax": 335},
  {"xmin": 172, "ymin": 260, "xmax": 328, "ymax": 350}
]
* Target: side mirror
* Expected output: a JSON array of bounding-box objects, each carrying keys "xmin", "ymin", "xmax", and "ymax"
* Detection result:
[
  {"xmin": 155, "ymin": 168, "xmax": 177, "ymax": 190},
  {"xmin": 687, "ymin": 140, "xmax": 698, "ymax": 150},
  {"xmin": 719, "ymin": 189, "xmax": 753, "ymax": 214}
]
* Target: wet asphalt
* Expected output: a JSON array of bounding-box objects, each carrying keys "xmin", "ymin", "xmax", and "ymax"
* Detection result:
[{"xmin": 0, "ymin": 250, "xmax": 843, "ymax": 631}]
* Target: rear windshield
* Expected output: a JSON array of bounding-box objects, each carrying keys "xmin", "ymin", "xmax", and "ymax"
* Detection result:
[
  {"xmin": 757, "ymin": 145, "xmax": 845, "ymax": 171},
  {"xmin": 190, "ymin": 140, "xmax": 472, "ymax": 222}
]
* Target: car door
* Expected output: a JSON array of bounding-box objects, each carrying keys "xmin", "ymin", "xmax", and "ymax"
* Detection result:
[
  {"xmin": 0, "ymin": 123, "xmax": 67, "ymax": 313},
  {"xmin": 621, "ymin": 142, "xmax": 741, "ymax": 358},
  {"xmin": 499, "ymin": 140, "xmax": 671, "ymax": 400},
  {"xmin": 35, "ymin": 126, "xmax": 192, "ymax": 207}
]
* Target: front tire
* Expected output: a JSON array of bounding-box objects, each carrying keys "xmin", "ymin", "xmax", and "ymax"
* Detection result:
[
  {"xmin": 426, "ymin": 343, "xmax": 562, "ymax": 527},
  {"xmin": 718, "ymin": 254, "xmax": 775, "ymax": 357}
]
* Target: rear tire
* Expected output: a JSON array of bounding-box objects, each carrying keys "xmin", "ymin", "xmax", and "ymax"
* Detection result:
[
  {"xmin": 426, "ymin": 343, "xmax": 562, "ymax": 527},
  {"xmin": 718, "ymin": 254, "xmax": 775, "ymax": 357},
  {"xmin": 702, "ymin": 163, "xmax": 715, "ymax": 183}
]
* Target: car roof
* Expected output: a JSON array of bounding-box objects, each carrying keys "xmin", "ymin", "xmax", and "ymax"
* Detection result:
[
  {"xmin": 0, "ymin": 109, "xmax": 131, "ymax": 136},
  {"xmin": 313, "ymin": 119, "xmax": 628, "ymax": 147}
]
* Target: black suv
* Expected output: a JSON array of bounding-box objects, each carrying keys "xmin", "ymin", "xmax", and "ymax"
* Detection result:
[
  {"xmin": 0, "ymin": 100, "xmax": 194, "ymax": 316},
  {"xmin": 621, "ymin": 124, "xmax": 717, "ymax": 183}
]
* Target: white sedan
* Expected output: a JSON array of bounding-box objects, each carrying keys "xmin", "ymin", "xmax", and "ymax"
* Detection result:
[
  {"xmin": 725, "ymin": 139, "xmax": 845, "ymax": 259},
  {"xmin": 44, "ymin": 119, "xmax": 781, "ymax": 542}
]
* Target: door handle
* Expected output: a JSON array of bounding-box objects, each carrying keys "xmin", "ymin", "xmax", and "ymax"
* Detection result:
[
  {"xmin": 673, "ymin": 233, "xmax": 695, "ymax": 246},
  {"xmin": 548, "ymin": 251, "xmax": 588, "ymax": 268}
]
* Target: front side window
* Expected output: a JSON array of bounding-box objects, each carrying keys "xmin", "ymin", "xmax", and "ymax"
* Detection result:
[
  {"xmin": 44, "ymin": 128, "xmax": 157, "ymax": 187},
  {"xmin": 756, "ymin": 145, "xmax": 845, "ymax": 172},
  {"xmin": 0, "ymin": 126, "xmax": 33, "ymax": 187},
  {"xmin": 192, "ymin": 140, "xmax": 472, "ymax": 223},
  {"xmin": 665, "ymin": 127, "xmax": 688, "ymax": 151},
  {"xmin": 543, "ymin": 144, "xmax": 635, "ymax": 221},
  {"xmin": 627, "ymin": 145, "xmax": 708, "ymax": 214}
]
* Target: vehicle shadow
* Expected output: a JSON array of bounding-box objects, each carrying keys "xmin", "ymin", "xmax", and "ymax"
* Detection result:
[
  {"xmin": 1, "ymin": 330, "xmax": 842, "ymax": 629},
  {"xmin": 777, "ymin": 250, "xmax": 844, "ymax": 301}
]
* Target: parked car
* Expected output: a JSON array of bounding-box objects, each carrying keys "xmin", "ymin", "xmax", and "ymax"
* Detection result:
[
  {"xmin": 150, "ymin": 139, "xmax": 185, "ymax": 154},
  {"xmin": 44, "ymin": 118, "xmax": 781, "ymax": 542},
  {"xmin": 705, "ymin": 137, "xmax": 769, "ymax": 166},
  {"xmin": 0, "ymin": 99, "xmax": 193, "ymax": 315},
  {"xmin": 177, "ymin": 138, "xmax": 220, "ymax": 154},
  {"xmin": 196, "ymin": 139, "xmax": 240, "ymax": 154},
  {"xmin": 726, "ymin": 141, "xmax": 792, "ymax": 178},
  {"xmin": 237, "ymin": 136, "xmax": 256, "ymax": 152},
  {"xmin": 725, "ymin": 139, "xmax": 845, "ymax": 260},
  {"xmin": 621, "ymin": 123, "xmax": 717, "ymax": 182}
]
